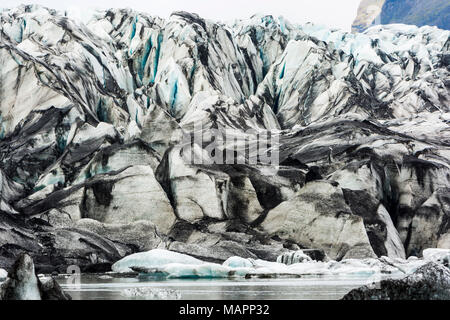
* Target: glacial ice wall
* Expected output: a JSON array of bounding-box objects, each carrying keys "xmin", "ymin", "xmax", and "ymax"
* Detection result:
[{"xmin": 0, "ymin": 4, "xmax": 449, "ymax": 271}]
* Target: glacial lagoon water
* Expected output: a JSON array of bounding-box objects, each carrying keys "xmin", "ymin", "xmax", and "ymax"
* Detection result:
[{"xmin": 57, "ymin": 274, "xmax": 395, "ymax": 300}]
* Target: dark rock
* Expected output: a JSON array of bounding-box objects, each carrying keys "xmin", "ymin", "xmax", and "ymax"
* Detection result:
[
  {"xmin": 81, "ymin": 263, "xmax": 113, "ymax": 273},
  {"xmin": 342, "ymin": 262, "xmax": 450, "ymax": 300},
  {"xmin": 352, "ymin": 0, "xmax": 450, "ymax": 32},
  {"xmin": 305, "ymin": 166, "xmax": 322, "ymax": 183},
  {"xmin": 39, "ymin": 277, "xmax": 71, "ymax": 300}
]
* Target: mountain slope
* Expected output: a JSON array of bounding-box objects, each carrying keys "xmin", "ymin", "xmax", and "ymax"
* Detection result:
[{"xmin": 353, "ymin": 0, "xmax": 450, "ymax": 32}]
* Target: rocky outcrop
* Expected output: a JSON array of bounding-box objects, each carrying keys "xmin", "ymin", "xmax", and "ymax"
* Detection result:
[
  {"xmin": 342, "ymin": 262, "xmax": 450, "ymax": 300},
  {"xmin": 0, "ymin": 253, "xmax": 70, "ymax": 300},
  {"xmin": 0, "ymin": 5, "xmax": 449, "ymax": 270},
  {"xmin": 277, "ymin": 249, "xmax": 327, "ymax": 264},
  {"xmin": 352, "ymin": 0, "xmax": 385, "ymax": 33}
]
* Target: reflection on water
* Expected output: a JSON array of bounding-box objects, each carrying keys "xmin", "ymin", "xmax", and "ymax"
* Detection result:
[{"xmin": 58, "ymin": 274, "xmax": 391, "ymax": 300}]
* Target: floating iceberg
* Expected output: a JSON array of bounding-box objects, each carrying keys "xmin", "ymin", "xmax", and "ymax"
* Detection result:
[
  {"xmin": 223, "ymin": 256, "xmax": 255, "ymax": 268},
  {"xmin": 111, "ymin": 249, "xmax": 204, "ymax": 273}
]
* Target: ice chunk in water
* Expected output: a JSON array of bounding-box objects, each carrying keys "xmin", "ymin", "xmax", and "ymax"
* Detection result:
[{"xmin": 111, "ymin": 249, "xmax": 204, "ymax": 273}]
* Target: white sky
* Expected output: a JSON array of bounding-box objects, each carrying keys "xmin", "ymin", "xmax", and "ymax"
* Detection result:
[{"xmin": 2, "ymin": 0, "xmax": 361, "ymax": 31}]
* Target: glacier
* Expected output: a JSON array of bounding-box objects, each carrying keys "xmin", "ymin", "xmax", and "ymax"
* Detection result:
[{"xmin": 0, "ymin": 4, "xmax": 449, "ymax": 275}]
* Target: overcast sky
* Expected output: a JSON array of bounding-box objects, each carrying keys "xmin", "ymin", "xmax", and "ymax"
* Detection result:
[{"xmin": 2, "ymin": 0, "xmax": 361, "ymax": 31}]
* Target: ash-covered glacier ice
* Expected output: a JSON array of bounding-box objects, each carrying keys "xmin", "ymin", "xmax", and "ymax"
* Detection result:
[{"xmin": 0, "ymin": 4, "xmax": 449, "ymax": 272}]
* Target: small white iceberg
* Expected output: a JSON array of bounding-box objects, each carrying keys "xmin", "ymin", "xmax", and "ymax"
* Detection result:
[
  {"xmin": 161, "ymin": 263, "xmax": 251, "ymax": 279},
  {"xmin": 111, "ymin": 249, "xmax": 203, "ymax": 273}
]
